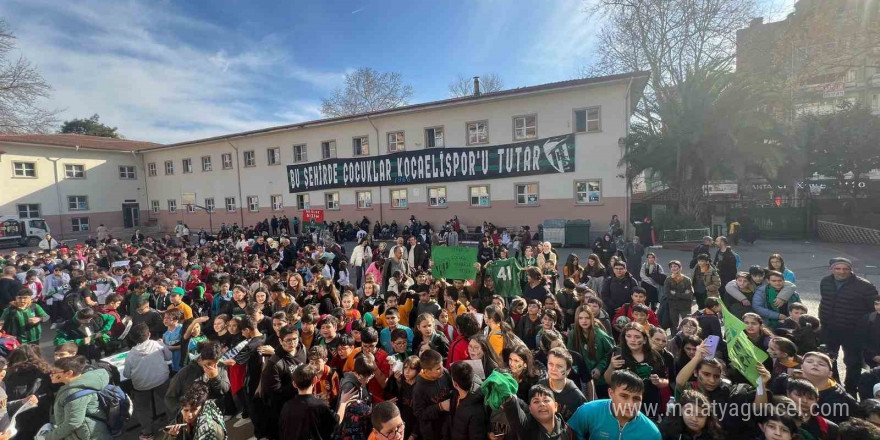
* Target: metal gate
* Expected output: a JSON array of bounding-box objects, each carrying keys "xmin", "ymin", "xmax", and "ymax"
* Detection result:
[{"xmin": 727, "ymin": 206, "xmax": 808, "ymax": 239}]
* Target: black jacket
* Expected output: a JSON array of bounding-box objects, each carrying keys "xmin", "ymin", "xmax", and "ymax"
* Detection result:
[
  {"xmin": 818, "ymin": 274, "xmax": 879, "ymax": 340},
  {"xmin": 261, "ymin": 343, "xmax": 307, "ymax": 415},
  {"xmin": 278, "ymin": 394, "xmax": 338, "ymax": 440},
  {"xmin": 164, "ymin": 361, "xmax": 231, "ymax": 415},
  {"xmin": 450, "ymin": 390, "xmax": 489, "ymax": 440},
  {"xmin": 280, "ymin": 244, "xmax": 297, "ymax": 269},
  {"xmin": 713, "ymin": 247, "xmax": 738, "ymax": 285},
  {"xmin": 600, "ymin": 274, "xmax": 639, "ymax": 315},
  {"xmin": 502, "ymin": 395, "xmax": 572, "ymax": 440},
  {"xmin": 690, "ymin": 244, "xmax": 712, "ymax": 269},
  {"xmin": 413, "ymin": 370, "xmax": 454, "ymax": 440},
  {"xmin": 409, "ymin": 243, "xmax": 428, "ymax": 270}
]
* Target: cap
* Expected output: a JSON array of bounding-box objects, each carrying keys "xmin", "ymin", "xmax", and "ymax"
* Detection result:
[
  {"xmin": 829, "ymin": 257, "xmax": 853, "ymax": 270},
  {"xmin": 170, "ymin": 287, "xmax": 185, "ymax": 296}
]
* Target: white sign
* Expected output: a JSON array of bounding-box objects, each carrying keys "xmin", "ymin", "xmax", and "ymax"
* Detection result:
[
  {"xmin": 823, "ymin": 82, "xmax": 845, "ymax": 98},
  {"xmin": 703, "ymin": 182, "xmax": 738, "ymax": 195},
  {"xmin": 112, "ymin": 260, "xmax": 130, "ymax": 268}
]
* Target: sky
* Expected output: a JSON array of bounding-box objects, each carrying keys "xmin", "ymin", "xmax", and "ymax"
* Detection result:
[{"xmin": 2, "ymin": 0, "xmax": 796, "ymax": 144}]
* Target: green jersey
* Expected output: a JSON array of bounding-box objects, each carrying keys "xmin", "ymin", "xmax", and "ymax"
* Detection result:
[
  {"xmin": 1, "ymin": 304, "xmax": 48, "ymax": 344},
  {"xmin": 487, "ymin": 258, "xmax": 524, "ymax": 298}
]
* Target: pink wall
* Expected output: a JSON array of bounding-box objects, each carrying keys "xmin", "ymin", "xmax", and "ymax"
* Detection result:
[{"xmin": 42, "ymin": 211, "xmax": 126, "ymax": 239}]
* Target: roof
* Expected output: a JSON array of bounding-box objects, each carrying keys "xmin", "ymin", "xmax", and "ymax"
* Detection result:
[
  {"xmin": 0, "ymin": 134, "xmax": 160, "ymax": 152},
  {"xmin": 156, "ymin": 70, "xmax": 651, "ymax": 150}
]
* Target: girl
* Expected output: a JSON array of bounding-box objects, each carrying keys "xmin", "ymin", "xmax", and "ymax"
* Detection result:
[
  {"xmin": 437, "ymin": 309, "xmax": 456, "ymax": 343},
  {"xmin": 658, "ymin": 389, "xmax": 724, "ymax": 440},
  {"xmin": 340, "ymin": 290, "xmax": 361, "ymax": 328},
  {"xmin": 567, "ymin": 305, "xmax": 615, "ymax": 398},
  {"xmin": 253, "ymin": 289, "xmax": 272, "ymax": 317},
  {"xmin": 542, "ymin": 295, "xmax": 565, "ymax": 332},
  {"xmin": 585, "ymin": 296, "xmax": 612, "ymax": 335},
  {"xmin": 337, "ymin": 261, "xmax": 351, "ymax": 288},
  {"xmin": 767, "ymin": 253, "xmax": 796, "ymax": 283},
  {"xmin": 649, "ymin": 326, "xmax": 676, "ymax": 408},
  {"xmin": 385, "ymin": 355, "xmax": 421, "ymax": 440},
  {"xmin": 668, "ymin": 317, "xmax": 702, "ymax": 356},
  {"xmin": 286, "ymin": 273, "xmax": 304, "ymax": 302},
  {"xmin": 358, "ymin": 281, "xmax": 380, "ymax": 327},
  {"xmin": 605, "ymin": 322, "xmax": 668, "ymax": 420},
  {"xmin": 563, "ymin": 254, "xmax": 584, "ymax": 284},
  {"xmin": 207, "ymin": 314, "xmax": 232, "ymax": 347},
  {"xmin": 365, "ymin": 255, "xmax": 385, "ymax": 288},
  {"xmin": 743, "ymin": 312, "xmax": 773, "ymax": 351},
  {"xmin": 484, "ymin": 304, "xmax": 516, "ymax": 356},
  {"xmin": 183, "ymin": 316, "xmax": 209, "ymax": 366},
  {"xmin": 674, "ymin": 334, "xmax": 703, "ymax": 376},
  {"xmin": 767, "ymin": 337, "xmax": 801, "ymax": 378},
  {"xmin": 412, "ymin": 313, "xmax": 449, "ymax": 358},
  {"xmin": 505, "ymin": 344, "xmax": 544, "ymax": 402},
  {"xmin": 468, "ymin": 334, "xmax": 501, "ymax": 381},
  {"xmin": 584, "ymin": 253, "xmax": 606, "ymax": 292},
  {"xmin": 316, "ymin": 279, "xmax": 340, "ymax": 316}
]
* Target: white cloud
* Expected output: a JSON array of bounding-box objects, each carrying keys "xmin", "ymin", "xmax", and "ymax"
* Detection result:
[{"xmin": 4, "ymin": 0, "xmax": 345, "ymax": 144}]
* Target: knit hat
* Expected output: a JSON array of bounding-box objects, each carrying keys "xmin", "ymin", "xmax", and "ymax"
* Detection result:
[
  {"xmin": 480, "ymin": 370, "xmax": 519, "ymax": 411},
  {"xmin": 170, "ymin": 287, "xmax": 185, "ymax": 296},
  {"xmin": 829, "ymin": 258, "xmax": 853, "ymax": 270}
]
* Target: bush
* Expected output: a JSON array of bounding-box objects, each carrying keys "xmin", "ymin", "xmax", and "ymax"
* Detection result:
[{"xmin": 653, "ymin": 211, "xmax": 705, "ymax": 232}]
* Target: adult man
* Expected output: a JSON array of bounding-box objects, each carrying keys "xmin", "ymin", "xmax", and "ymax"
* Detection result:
[
  {"xmin": 407, "ymin": 236, "xmax": 428, "ymax": 272},
  {"xmin": 713, "ymin": 236, "xmax": 738, "ymax": 287},
  {"xmin": 689, "ymin": 236, "xmax": 714, "ymax": 269},
  {"xmin": 124, "ymin": 323, "xmax": 171, "ymax": 440},
  {"xmin": 164, "ymin": 341, "xmax": 230, "ymax": 417},
  {"xmin": 381, "ymin": 246, "xmax": 408, "ymax": 294},
  {"xmin": 600, "ymin": 261, "xmax": 639, "ymax": 315},
  {"xmin": 39, "ymin": 234, "xmax": 59, "ymax": 250},
  {"xmin": 568, "ymin": 370, "xmax": 661, "ymax": 440},
  {"xmin": 819, "ymin": 257, "xmax": 879, "ymax": 394},
  {"xmin": 0, "ymin": 266, "xmax": 22, "ymax": 310}
]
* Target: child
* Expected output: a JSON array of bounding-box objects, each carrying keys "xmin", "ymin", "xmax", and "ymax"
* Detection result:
[
  {"xmin": 412, "ymin": 349, "xmax": 453, "ymax": 440},
  {"xmin": 0, "ymin": 289, "xmax": 48, "ymax": 345},
  {"xmin": 379, "ymin": 308, "xmax": 414, "ymax": 354},
  {"xmin": 413, "ymin": 313, "xmax": 449, "ymax": 358},
  {"xmin": 341, "ymin": 291, "xmax": 361, "ymax": 328},
  {"xmin": 502, "ymin": 383, "xmax": 573, "ymax": 439},
  {"xmin": 330, "ymin": 334, "xmax": 356, "ymax": 372},
  {"xmin": 389, "ymin": 328, "xmax": 412, "ymax": 363},
  {"xmin": 437, "ymin": 309, "xmax": 456, "ymax": 344},
  {"xmin": 777, "ymin": 302, "xmax": 808, "ymax": 332},
  {"xmin": 612, "ymin": 287, "xmax": 659, "ymax": 329},
  {"xmin": 54, "ymin": 307, "xmax": 114, "ymax": 359},
  {"xmin": 308, "ymin": 345, "xmax": 340, "ymax": 406},
  {"xmin": 279, "ymin": 364, "xmax": 353, "ymax": 440},
  {"xmin": 317, "ymin": 315, "xmax": 340, "ymax": 354},
  {"xmin": 385, "ymin": 355, "xmax": 420, "ymax": 440},
  {"xmin": 23, "ymin": 270, "xmax": 43, "ymax": 303},
  {"xmin": 630, "ymin": 304, "xmax": 654, "ymax": 330},
  {"xmin": 163, "ymin": 308, "xmax": 184, "ymax": 372},
  {"xmin": 300, "ymin": 313, "xmax": 317, "ymax": 350},
  {"xmin": 693, "ymin": 297, "xmax": 723, "ymax": 338},
  {"xmin": 337, "ymin": 261, "xmax": 351, "ymax": 288},
  {"xmin": 368, "ymin": 401, "xmax": 404, "ymax": 440}
]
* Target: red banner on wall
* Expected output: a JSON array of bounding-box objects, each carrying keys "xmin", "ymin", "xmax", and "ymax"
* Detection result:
[{"xmin": 303, "ymin": 209, "xmax": 324, "ymax": 223}]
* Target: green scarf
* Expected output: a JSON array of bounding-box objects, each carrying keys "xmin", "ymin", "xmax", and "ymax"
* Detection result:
[{"xmin": 480, "ymin": 370, "xmax": 519, "ymax": 411}]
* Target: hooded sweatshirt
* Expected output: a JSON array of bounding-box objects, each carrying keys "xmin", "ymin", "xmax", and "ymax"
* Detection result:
[
  {"xmin": 537, "ymin": 377, "xmax": 586, "ymax": 421},
  {"xmin": 48, "ymin": 368, "xmax": 112, "ymax": 440},
  {"xmin": 413, "ymin": 370, "xmax": 453, "ymax": 440},
  {"xmin": 123, "ymin": 339, "xmax": 171, "ymax": 391}
]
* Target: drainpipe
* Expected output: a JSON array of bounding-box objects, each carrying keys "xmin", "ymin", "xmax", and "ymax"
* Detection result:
[
  {"xmin": 47, "ymin": 157, "xmax": 64, "ymax": 240},
  {"xmin": 225, "ymin": 138, "xmax": 246, "ymax": 227},
  {"xmin": 366, "ymin": 115, "xmax": 383, "ymax": 224},
  {"xmin": 623, "ymin": 77, "xmax": 634, "ymax": 240},
  {"xmin": 135, "ymin": 151, "xmax": 149, "ymax": 228}
]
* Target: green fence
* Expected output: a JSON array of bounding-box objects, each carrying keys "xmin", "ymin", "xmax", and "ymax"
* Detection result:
[
  {"xmin": 728, "ymin": 207, "xmax": 809, "ymax": 239},
  {"xmin": 661, "ymin": 228, "xmax": 712, "ymax": 243}
]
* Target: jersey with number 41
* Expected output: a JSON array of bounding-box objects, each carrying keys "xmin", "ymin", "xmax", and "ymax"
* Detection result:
[{"xmin": 487, "ymin": 258, "xmax": 524, "ymax": 298}]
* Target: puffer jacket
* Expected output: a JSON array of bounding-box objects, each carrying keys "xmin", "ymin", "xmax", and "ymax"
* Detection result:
[
  {"xmin": 48, "ymin": 368, "xmax": 112, "ymax": 440},
  {"xmin": 600, "ymin": 274, "xmax": 639, "ymax": 314},
  {"xmin": 819, "ymin": 274, "xmax": 879, "ymax": 341}
]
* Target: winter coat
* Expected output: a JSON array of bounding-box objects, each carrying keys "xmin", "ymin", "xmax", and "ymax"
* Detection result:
[
  {"xmin": 123, "ymin": 339, "xmax": 171, "ymax": 391},
  {"xmin": 818, "ymin": 274, "xmax": 879, "ymax": 342},
  {"xmin": 5, "ymin": 363, "xmax": 52, "ymax": 440},
  {"xmin": 165, "ymin": 362, "xmax": 231, "ymax": 416},
  {"xmin": 600, "ymin": 274, "xmax": 640, "ymax": 315},
  {"xmin": 752, "ymin": 281, "xmax": 797, "ymax": 324},
  {"xmin": 349, "ymin": 245, "xmax": 371, "ymax": 268},
  {"xmin": 48, "ymin": 369, "xmax": 113, "ymax": 440},
  {"xmin": 664, "ymin": 274, "xmax": 694, "ymax": 309},
  {"xmin": 260, "ymin": 343, "xmax": 307, "ymax": 416},
  {"xmin": 723, "ymin": 280, "xmax": 755, "ymax": 319},
  {"xmin": 502, "ymin": 395, "xmax": 572, "ymax": 440},
  {"xmin": 450, "ymin": 390, "xmax": 489, "ymax": 440},
  {"xmin": 691, "ymin": 265, "xmax": 721, "ymax": 297},
  {"xmin": 713, "ymin": 247, "xmax": 738, "ymax": 285}
]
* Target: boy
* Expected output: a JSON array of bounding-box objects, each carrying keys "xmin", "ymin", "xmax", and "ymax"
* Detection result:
[
  {"xmin": 503, "ymin": 384, "xmax": 573, "ymax": 440},
  {"xmin": 379, "ymin": 308, "xmax": 414, "ymax": 353},
  {"xmin": 515, "ymin": 299, "xmax": 543, "ymax": 351},
  {"xmin": 166, "ymin": 287, "xmax": 193, "ymax": 320},
  {"xmin": 630, "ymin": 304, "xmax": 653, "ymax": 330},
  {"xmin": 331, "ymin": 334, "xmax": 356, "ymax": 371},
  {"xmin": 412, "ymin": 349, "xmax": 453, "ymax": 440},
  {"xmin": 54, "ymin": 307, "xmax": 114, "ymax": 359},
  {"xmin": 389, "ymin": 328, "xmax": 411, "ymax": 363},
  {"xmin": 568, "ymin": 370, "xmax": 661, "ymax": 440},
  {"xmin": 279, "ymin": 364, "xmax": 354, "ymax": 440},
  {"xmin": 129, "ymin": 297, "xmax": 165, "ymax": 346},
  {"xmin": 222, "ymin": 316, "xmax": 266, "ymax": 435},
  {"xmin": 317, "ymin": 315, "xmax": 341, "ymax": 354},
  {"xmin": 301, "ymin": 313, "xmax": 317, "ymax": 349},
  {"xmin": 786, "ymin": 378, "xmax": 839, "ymax": 440},
  {"xmin": 124, "ymin": 322, "xmax": 171, "ymax": 440},
  {"xmin": 0, "ymin": 289, "xmax": 48, "ymax": 344},
  {"xmin": 612, "ymin": 287, "xmax": 659, "ymax": 329},
  {"xmin": 537, "ymin": 347, "xmax": 587, "ymax": 421},
  {"xmin": 693, "ymin": 297, "xmax": 723, "ymax": 338},
  {"xmin": 368, "ymin": 401, "xmax": 405, "ymax": 440},
  {"xmin": 162, "ymin": 308, "xmax": 184, "ymax": 372},
  {"xmin": 449, "ymin": 361, "xmax": 488, "ymax": 440}
]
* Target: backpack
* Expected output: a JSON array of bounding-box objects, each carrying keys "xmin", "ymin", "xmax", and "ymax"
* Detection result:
[
  {"xmin": 734, "ymin": 252, "xmax": 742, "ymax": 270},
  {"xmin": 0, "ymin": 332, "xmax": 21, "ymax": 358},
  {"xmin": 64, "ymin": 384, "xmax": 132, "ymax": 437}
]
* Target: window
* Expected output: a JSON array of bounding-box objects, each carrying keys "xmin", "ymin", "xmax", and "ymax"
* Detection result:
[
  {"xmin": 68, "ymin": 196, "xmax": 88, "ymax": 211},
  {"xmin": 71, "ymin": 217, "xmax": 89, "ymax": 232},
  {"xmin": 321, "ymin": 140, "xmax": 337, "ymax": 159},
  {"xmin": 151, "ymin": 200, "xmax": 160, "ymax": 213},
  {"xmin": 574, "ymin": 107, "xmax": 601, "ymax": 133},
  {"xmin": 167, "ymin": 200, "xmax": 177, "ymax": 213},
  {"xmin": 271, "ymin": 195, "xmax": 283, "ymax": 211},
  {"xmin": 466, "ymin": 121, "xmax": 489, "ymax": 145},
  {"xmin": 64, "ymin": 164, "xmax": 85, "ymax": 179},
  {"xmin": 425, "ymin": 127, "xmax": 444, "ymax": 148},
  {"xmin": 247, "ymin": 196, "xmax": 260, "ymax": 212},
  {"xmin": 469, "ymin": 185, "xmax": 490, "ymax": 207},
  {"xmin": 391, "ymin": 189, "xmax": 408, "ymax": 209},
  {"xmin": 513, "ymin": 114, "xmax": 537, "ymax": 140},
  {"xmin": 187, "ymin": 203, "xmax": 196, "ymax": 213},
  {"xmin": 296, "ymin": 194, "xmax": 310, "ymax": 210},
  {"xmin": 872, "ymin": 93, "xmax": 880, "ymax": 111},
  {"xmin": 325, "ymin": 192, "xmax": 339, "ymax": 210},
  {"xmin": 356, "ymin": 191, "xmax": 372, "ymax": 209},
  {"xmin": 222, "ymin": 153, "xmax": 233, "ymax": 169},
  {"xmin": 119, "ymin": 166, "xmax": 136, "ymax": 179},
  {"xmin": 244, "ymin": 151, "xmax": 256, "ymax": 167},
  {"xmin": 12, "ymin": 162, "xmax": 36, "ymax": 177},
  {"xmin": 516, "ymin": 183, "xmax": 539, "ymax": 206},
  {"xmin": 164, "ymin": 160, "xmax": 174, "ymax": 175},
  {"xmin": 353, "ymin": 136, "xmax": 370, "ymax": 156},
  {"xmin": 267, "ymin": 147, "xmax": 281, "ymax": 165},
  {"xmin": 225, "ymin": 197, "xmax": 237, "ymax": 212},
  {"xmin": 575, "ymin": 180, "xmax": 602, "ymax": 204},
  {"xmin": 428, "ymin": 187, "xmax": 447, "ymax": 207},
  {"xmin": 387, "ymin": 131, "xmax": 405, "ymax": 152},
  {"xmin": 201, "ymin": 156, "xmax": 212, "ymax": 171},
  {"xmin": 293, "ymin": 145, "xmax": 308, "ymax": 163},
  {"xmin": 182, "ymin": 158, "xmax": 193, "ymax": 174},
  {"xmin": 846, "ymin": 69, "xmax": 857, "ymax": 82},
  {"xmin": 17, "ymin": 204, "xmax": 40, "ymax": 218},
  {"xmin": 148, "ymin": 162, "xmax": 157, "ymax": 176},
  {"xmin": 204, "ymin": 198, "xmax": 215, "ymax": 212}
]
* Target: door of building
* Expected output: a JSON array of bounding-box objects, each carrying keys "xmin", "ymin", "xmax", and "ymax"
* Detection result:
[{"xmin": 122, "ymin": 203, "xmax": 140, "ymax": 228}]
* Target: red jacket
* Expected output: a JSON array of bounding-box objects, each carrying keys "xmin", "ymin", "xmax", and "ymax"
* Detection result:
[
  {"xmin": 446, "ymin": 334, "xmax": 470, "ymax": 369},
  {"xmin": 613, "ymin": 302, "xmax": 660, "ymax": 327}
]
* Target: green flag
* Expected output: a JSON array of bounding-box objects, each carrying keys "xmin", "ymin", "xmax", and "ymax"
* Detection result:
[
  {"xmin": 431, "ymin": 246, "xmax": 477, "ymax": 280},
  {"xmin": 720, "ymin": 299, "xmax": 769, "ymax": 386}
]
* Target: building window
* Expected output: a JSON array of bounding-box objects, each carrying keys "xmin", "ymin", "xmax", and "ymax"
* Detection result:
[
  {"xmin": 247, "ymin": 196, "xmax": 259, "ymax": 212},
  {"xmin": 119, "ymin": 166, "xmax": 136, "ymax": 179},
  {"xmin": 182, "ymin": 158, "xmax": 193, "ymax": 174},
  {"xmin": 12, "ymin": 162, "xmax": 36, "ymax": 178},
  {"xmin": 466, "ymin": 120, "xmax": 489, "ymax": 145},
  {"xmin": 513, "ymin": 114, "xmax": 537, "ymax": 140},
  {"xmin": 428, "ymin": 187, "xmax": 447, "ymax": 208},
  {"xmin": 244, "ymin": 151, "xmax": 256, "ymax": 167},
  {"xmin": 222, "ymin": 153, "xmax": 233, "ymax": 169},
  {"xmin": 71, "ymin": 217, "xmax": 89, "ymax": 232},
  {"xmin": 353, "ymin": 136, "xmax": 369, "ymax": 156},
  {"xmin": 574, "ymin": 107, "xmax": 601, "ymax": 133},
  {"xmin": 148, "ymin": 162, "xmax": 157, "ymax": 176},
  {"xmin": 469, "ymin": 185, "xmax": 490, "ymax": 207},
  {"xmin": 296, "ymin": 194, "xmax": 310, "ymax": 210},
  {"xmin": 575, "ymin": 180, "xmax": 602, "ymax": 204},
  {"xmin": 64, "ymin": 164, "xmax": 85, "ymax": 179},
  {"xmin": 167, "ymin": 200, "xmax": 177, "ymax": 213},
  {"xmin": 271, "ymin": 195, "xmax": 283, "ymax": 211},
  {"xmin": 68, "ymin": 196, "xmax": 88, "ymax": 211},
  {"xmin": 201, "ymin": 156, "xmax": 212, "ymax": 171},
  {"xmin": 356, "ymin": 191, "xmax": 372, "ymax": 209},
  {"xmin": 321, "ymin": 140, "xmax": 337, "ymax": 159},
  {"xmin": 387, "ymin": 131, "xmax": 405, "ymax": 152},
  {"xmin": 425, "ymin": 127, "xmax": 444, "ymax": 148},
  {"xmin": 872, "ymin": 93, "xmax": 880, "ymax": 111},
  {"xmin": 267, "ymin": 147, "xmax": 281, "ymax": 165},
  {"xmin": 293, "ymin": 145, "xmax": 307, "ymax": 163},
  {"xmin": 17, "ymin": 204, "xmax": 40, "ymax": 218},
  {"xmin": 225, "ymin": 197, "xmax": 237, "ymax": 212},
  {"xmin": 391, "ymin": 189, "xmax": 408, "ymax": 209},
  {"xmin": 164, "ymin": 160, "xmax": 174, "ymax": 175},
  {"xmin": 516, "ymin": 183, "xmax": 539, "ymax": 206},
  {"xmin": 325, "ymin": 192, "xmax": 339, "ymax": 210},
  {"xmin": 187, "ymin": 203, "xmax": 196, "ymax": 213},
  {"xmin": 151, "ymin": 200, "xmax": 160, "ymax": 213},
  {"xmin": 845, "ymin": 69, "xmax": 857, "ymax": 82},
  {"xmin": 204, "ymin": 198, "xmax": 215, "ymax": 212}
]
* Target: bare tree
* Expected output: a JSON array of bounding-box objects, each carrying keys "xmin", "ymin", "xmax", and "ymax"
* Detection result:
[
  {"xmin": 0, "ymin": 20, "xmax": 59, "ymax": 133},
  {"xmin": 320, "ymin": 67, "xmax": 414, "ymax": 117},
  {"xmin": 448, "ymin": 73, "xmax": 504, "ymax": 97}
]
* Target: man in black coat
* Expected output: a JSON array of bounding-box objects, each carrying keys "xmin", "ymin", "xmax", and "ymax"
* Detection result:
[
  {"xmin": 279, "ymin": 237, "xmax": 297, "ymax": 269},
  {"xmin": 690, "ymin": 236, "xmax": 714, "ymax": 269},
  {"xmin": 407, "ymin": 236, "xmax": 428, "ymax": 271},
  {"xmin": 713, "ymin": 236, "xmax": 738, "ymax": 287},
  {"xmin": 261, "ymin": 325, "xmax": 307, "ymax": 438},
  {"xmin": 0, "ymin": 266, "xmax": 22, "ymax": 310},
  {"xmin": 600, "ymin": 261, "xmax": 640, "ymax": 316},
  {"xmin": 819, "ymin": 257, "xmax": 879, "ymax": 394}
]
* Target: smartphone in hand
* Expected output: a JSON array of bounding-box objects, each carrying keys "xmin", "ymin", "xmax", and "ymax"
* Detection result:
[
  {"xmin": 704, "ymin": 335, "xmax": 720, "ymax": 360},
  {"xmin": 612, "ymin": 347, "xmax": 622, "ymax": 357}
]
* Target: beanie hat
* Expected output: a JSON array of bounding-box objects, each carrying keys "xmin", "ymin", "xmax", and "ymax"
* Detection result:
[{"xmin": 829, "ymin": 257, "xmax": 853, "ymax": 270}]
